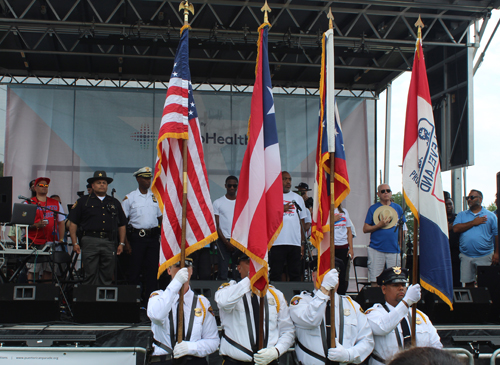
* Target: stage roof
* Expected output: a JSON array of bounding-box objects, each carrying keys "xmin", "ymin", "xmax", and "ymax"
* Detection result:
[{"xmin": 0, "ymin": 0, "xmax": 499, "ymax": 94}]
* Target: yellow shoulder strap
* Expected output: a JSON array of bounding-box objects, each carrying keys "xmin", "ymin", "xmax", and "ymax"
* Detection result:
[
  {"xmin": 268, "ymin": 288, "xmax": 280, "ymax": 312},
  {"xmin": 346, "ymin": 296, "xmax": 356, "ymax": 310},
  {"xmin": 198, "ymin": 297, "xmax": 206, "ymax": 324},
  {"xmin": 416, "ymin": 309, "xmax": 427, "ymax": 324}
]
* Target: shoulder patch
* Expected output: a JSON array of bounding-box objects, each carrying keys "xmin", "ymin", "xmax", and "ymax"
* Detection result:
[
  {"xmin": 365, "ymin": 308, "xmax": 374, "ymax": 314},
  {"xmin": 71, "ymin": 201, "xmax": 78, "ymax": 209},
  {"xmin": 122, "ymin": 196, "xmax": 128, "ymax": 201},
  {"xmin": 218, "ymin": 282, "xmax": 231, "ymax": 290},
  {"xmin": 149, "ymin": 292, "xmax": 159, "ymax": 298},
  {"xmin": 291, "ymin": 296, "xmax": 301, "ymax": 306},
  {"xmin": 208, "ymin": 306, "xmax": 215, "ymax": 316}
]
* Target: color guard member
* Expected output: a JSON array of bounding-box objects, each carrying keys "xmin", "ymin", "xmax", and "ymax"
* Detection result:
[
  {"xmin": 365, "ymin": 267, "xmax": 442, "ymax": 365},
  {"xmin": 148, "ymin": 259, "xmax": 219, "ymax": 364},
  {"xmin": 215, "ymin": 254, "xmax": 295, "ymax": 365},
  {"xmin": 289, "ymin": 262, "xmax": 374, "ymax": 364}
]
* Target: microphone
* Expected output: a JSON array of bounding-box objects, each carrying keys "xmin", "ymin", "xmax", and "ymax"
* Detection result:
[
  {"xmin": 292, "ymin": 200, "xmax": 302, "ymax": 211},
  {"xmin": 18, "ymin": 195, "xmax": 33, "ymax": 202},
  {"xmin": 111, "ymin": 188, "xmax": 116, "ymax": 198}
]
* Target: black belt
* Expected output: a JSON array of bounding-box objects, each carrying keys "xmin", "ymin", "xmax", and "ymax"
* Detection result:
[
  {"xmin": 132, "ymin": 227, "xmax": 160, "ymax": 237},
  {"xmin": 149, "ymin": 354, "xmax": 173, "ymax": 363},
  {"xmin": 83, "ymin": 231, "xmax": 111, "ymax": 239}
]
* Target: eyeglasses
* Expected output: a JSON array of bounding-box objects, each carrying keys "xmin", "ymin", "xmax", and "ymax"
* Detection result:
[
  {"xmin": 466, "ymin": 195, "xmax": 480, "ymax": 200},
  {"xmin": 37, "ymin": 183, "xmax": 49, "ymax": 188},
  {"xmin": 380, "ymin": 189, "xmax": 391, "ymax": 194},
  {"xmin": 227, "ymin": 184, "xmax": 238, "ymax": 188}
]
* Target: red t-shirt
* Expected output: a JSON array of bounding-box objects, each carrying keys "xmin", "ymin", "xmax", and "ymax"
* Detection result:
[{"xmin": 27, "ymin": 197, "xmax": 62, "ymax": 246}]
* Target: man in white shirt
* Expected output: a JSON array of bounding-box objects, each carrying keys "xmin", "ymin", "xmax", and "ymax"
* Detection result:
[
  {"xmin": 148, "ymin": 258, "xmax": 219, "ymax": 364},
  {"xmin": 215, "ymin": 254, "xmax": 295, "ymax": 365},
  {"xmin": 270, "ymin": 171, "xmax": 307, "ymax": 282},
  {"xmin": 122, "ymin": 167, "xmax": 162, "ymax": 304},
  {"xmin": 365, "ymin": 267, "xmax": 442, "ymax": 364},
  {"xmin": 213, "ymin": 175, "xmax": 238, "ymax": 280}
]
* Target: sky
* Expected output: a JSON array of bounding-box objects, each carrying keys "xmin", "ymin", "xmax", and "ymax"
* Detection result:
[
  {"xmin": 0, "ymin": 10, "xmax": 499, "ymax": 209},
  {"xmin": 375, "ymin": 9, "xmax": 500, "ymax": 210}
]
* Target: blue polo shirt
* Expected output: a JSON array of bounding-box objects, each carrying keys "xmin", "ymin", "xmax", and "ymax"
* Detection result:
[
  {"xmin": 453, "ymin": 207, "xmax": 498, "ymax": 257},
  {"xmin": 364, "ymin": 202, "xmax": 405, "ymax": 253}
]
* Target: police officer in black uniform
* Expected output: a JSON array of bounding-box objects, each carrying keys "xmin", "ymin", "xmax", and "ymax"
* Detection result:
[{"xmin": 68, "ymin": 171, "xmax": 127, "ymax": 285}]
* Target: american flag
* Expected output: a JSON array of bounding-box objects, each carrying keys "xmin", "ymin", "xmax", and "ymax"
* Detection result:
[
  {"xmin": 230, "ymin": 23, "xmax": 283, "ymax": 297},
  {"xmin": 311, "ymin": 29, "xmax": 350, "ymax": 287},
  {"xmin": 152, "ymin": 26, "xmax": 217, "ymax": 277}
]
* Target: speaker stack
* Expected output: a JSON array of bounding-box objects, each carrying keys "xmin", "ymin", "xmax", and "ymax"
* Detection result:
[
  {"xmin": 0, "ymin": 176, "xmax": 12, "ymax": 223},
  {"xmin": 72, "ymin": 285, "xmax": 141, "ymax": 323},
  {"xmin": 354, "ymin": 286, "xmax": 384, "ymax": 310},
  {"xmin": 0, "ymin": 284, "xmax": 60, "ymax": 323}
]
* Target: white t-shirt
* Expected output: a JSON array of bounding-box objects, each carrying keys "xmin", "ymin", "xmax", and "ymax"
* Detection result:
[
  {"xmin": 334, "ymin": 207, "xmax": 352, "ymax": 246},
  {"xmin": 274, "ymin": 192, "xmax": 307, "ymax": 247},
  {"xmin": 213, "ymin": 195, "xmax": 236, "ymax": 239}
]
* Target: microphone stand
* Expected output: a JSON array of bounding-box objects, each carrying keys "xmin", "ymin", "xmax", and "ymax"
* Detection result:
[
  {"xmin": 394, "ymin": 213, "xmax": 405, "ymax": 268},
  {"xmin": 293, "ymin": 201, "xmax": 313, "ymax": 282}
]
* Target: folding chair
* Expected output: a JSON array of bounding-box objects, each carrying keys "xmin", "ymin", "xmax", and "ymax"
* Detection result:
[{"xmin": 353, "ymin": 256, "xmax": 370, "ymax": 293}]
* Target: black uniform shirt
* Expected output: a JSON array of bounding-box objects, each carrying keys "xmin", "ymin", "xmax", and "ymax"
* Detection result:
[{"xmin": 68, "ymin": 194, "xmax": 126, "ymax": 232}]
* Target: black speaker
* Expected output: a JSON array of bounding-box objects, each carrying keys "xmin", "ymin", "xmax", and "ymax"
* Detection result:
[
  {"xmin": 0, "ymin": 284, "xmax": 60, "ymax": 323},
  {"xmin": 354, "ymin": 286, "xmax": 384, "ymax": 310},
  {"xmin": 72, "ymin": 285, "xmax": 141, "ymax": 323},
  {"xmin": 477, "ymin": 265, "xmax": 500, "ymax": 321},
  {"xmin": 0, "ymin": 176, "xmax": 12, "ymax": 223},
  {"xmin": 421, "ymin": 287, "xmax": 492, "ymax": 324}
]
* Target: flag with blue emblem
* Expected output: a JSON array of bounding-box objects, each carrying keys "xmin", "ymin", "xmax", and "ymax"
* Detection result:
[
  {"xmin": 231, "ymin": 23, "xmax": 283, "ymax": 297},
  {"xmin": 152, "ymin": 25, "xmax": 217, "ymax": 277},
  {"xmin": 311, "ymin": 28, "xmax": 350, "ymax": 286},
  {"xmin": 402, "ymin": 33, "xmax": 453, "ymax": 309}
]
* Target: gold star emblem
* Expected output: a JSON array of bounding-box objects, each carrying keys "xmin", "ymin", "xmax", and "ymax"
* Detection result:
[
  {"xmin": 98, "ymin": 173, "xmax": 103, "ymax": 177},
  {"xmin": 393, "ymin": 267, "xmax": 402, "ymax": 275}
]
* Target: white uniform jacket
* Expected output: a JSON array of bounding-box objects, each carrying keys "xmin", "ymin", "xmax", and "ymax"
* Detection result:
[
  {"xmin": 215, "ymin": 277, "xmax": 295, "ymax": 362},
  {"xmin": 366, "ymin": 302, "xmax": 442, "ymax": 365},
  {"xmin": 147, "ymin": 279, "xmax": 219, "ymax": 357},
  {"xmin": 290, "ymin": 290, "xmax": 374, "ymax": 364}
]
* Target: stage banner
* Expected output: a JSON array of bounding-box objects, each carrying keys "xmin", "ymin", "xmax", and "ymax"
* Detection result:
[{"xmin": 4, "ymin": 85, "xmax": 374, "ymax": 254}]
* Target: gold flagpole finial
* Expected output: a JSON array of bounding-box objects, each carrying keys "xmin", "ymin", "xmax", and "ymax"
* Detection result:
[
  {"xmin": 327, "ymin": 8, "xmax": 334, "ymax": 30},
  {"xmin": 261, "ymin": 0, "xmax": 271, "ymax": 24},
  {"xmin": 415, "ymin": 15, "xmax": 425, "ymax": 39},
  {"xmin": 179, "ymin": 0, "xmax": 194, "ymax": 25}
]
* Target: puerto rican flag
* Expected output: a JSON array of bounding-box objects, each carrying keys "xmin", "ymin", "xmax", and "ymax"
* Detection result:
[
  {"xmin": 402, "ymin": 37, "xmax": 453, "ymax": 309},
  {"xmin": 231, "ymin": 23, "xmax": 283, "ymax": 297},
  {"xmin": 311, "ymin": 29, "xmax": 350, "ymax": 287},
  {"xmin": 152, "ymin": 26, "xmax": 218, "ymax": 277}
]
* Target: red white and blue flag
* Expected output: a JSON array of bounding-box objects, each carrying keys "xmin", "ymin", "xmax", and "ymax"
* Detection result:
[
  {"xmin": 152, "ymin": 26, "xmax": 218, "ymax": 277},
  {"xmin": 231, "ymin": 23, "xmax": 283, "ymax": 297},
  {"xmin": 402, "ymin": 36, "xmax": 453, "ymax": 309},
  {"xmin": 311, "ymin": 29, "xmax": 350, "ymax": 287}
]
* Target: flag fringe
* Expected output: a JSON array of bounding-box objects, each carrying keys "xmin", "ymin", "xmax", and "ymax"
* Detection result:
[
  {"xmin": 420, "ymin": 278, "xmax": 454, "ymax": 310},
  {"xmin": 157, "ymin": 231, "xmax": 218, "ymax": 278}
]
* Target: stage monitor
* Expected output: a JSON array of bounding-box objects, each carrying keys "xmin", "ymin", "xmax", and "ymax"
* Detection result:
[{"xmin": 427, "ymin": 44, "xmax": 474, "ymax": 171}]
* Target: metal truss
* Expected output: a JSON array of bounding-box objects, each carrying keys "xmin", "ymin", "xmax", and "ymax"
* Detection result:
[{"xmin": 0, "ymin": 0, "xmax": 498, "ymax": 93}]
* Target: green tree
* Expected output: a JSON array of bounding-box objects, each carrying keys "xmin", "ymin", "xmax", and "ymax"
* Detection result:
[
  {"xmin": 487, "ymin": 202, "xmax": 497, "ymax": 212},
  {"xmin": 391, "ymin": 192, "xmax": 415, "ymax": 244}
]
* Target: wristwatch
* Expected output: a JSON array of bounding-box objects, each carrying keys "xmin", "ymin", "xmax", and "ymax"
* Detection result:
[{"xmin": 119, "ymin": 242, "xmax": 126, "ymax": 246}]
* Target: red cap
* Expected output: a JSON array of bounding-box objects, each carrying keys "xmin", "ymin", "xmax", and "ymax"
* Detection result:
[{"xmin": 34, "ymin": 177, "xmax": 51, "ymax": 186}]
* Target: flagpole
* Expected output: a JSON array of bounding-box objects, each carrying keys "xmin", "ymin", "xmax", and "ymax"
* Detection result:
[
  {"xmin": 326, "ymin": 8, "xmax": 337, "ymax": 349},
  {"xmin": 176, "ymin": 0, "xmax": 194, "ymax": 344},
  {"xmin": 410, "ymin": 15, "xmax": 425, "ymax": 348},
  {"xmin": 258, "ymin": 0, "xmax": 272, "ymax": 352}
]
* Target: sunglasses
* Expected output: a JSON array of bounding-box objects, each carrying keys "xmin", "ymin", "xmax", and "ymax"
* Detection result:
[
  {"xmin": 466, "ymin": 195, "xmax": 480, "ymax": 200},
  {"xmin": 380, "ymin": 189, "xmax": 391, "ymax": 194},
  {"xmin": 37, "ymin": 183, "xmax": 49, "ymax": 188},
  {"xmin": 227, "ymin": 184, "xmax": 238, "ymax": 188}
]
